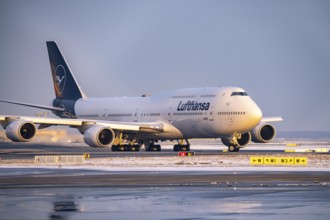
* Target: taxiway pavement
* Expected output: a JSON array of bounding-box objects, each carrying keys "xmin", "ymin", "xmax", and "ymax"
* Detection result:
[{"xmin": 1, "ymin": 141, "xmax": 330, "ymax": 220}]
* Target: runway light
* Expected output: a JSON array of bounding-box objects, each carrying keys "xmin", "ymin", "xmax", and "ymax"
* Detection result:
[
  {"xmin": 178, "ymin": 152, "xmax": 195, "ymax": 156},
  {"xmin": 178, "ymin": 152, "xmax": 187, "ymax": 156}
]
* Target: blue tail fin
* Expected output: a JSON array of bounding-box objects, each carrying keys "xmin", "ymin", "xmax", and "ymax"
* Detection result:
[{"xmin": 46, "ymin": 41, "xmax": 86, "ymax": 100}]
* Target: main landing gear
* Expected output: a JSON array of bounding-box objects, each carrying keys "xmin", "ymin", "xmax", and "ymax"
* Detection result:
[
  {"xmin": 111, "ymin": 133, "xmax": 140, "ymax": 152},
  {"xmin": 173, "ymin": 139, "xmax": 191, "ymax": 152},
  {"xmin": 111, "ymin": 134, "xmax": 192, "ymax": 152},
  {"xmin": 144, "ymin": 140, "xmax": 191, "ymax": 152},
  {"xmin": 145, "ymin": 141, "xmax": 161, "ymax": 152}
]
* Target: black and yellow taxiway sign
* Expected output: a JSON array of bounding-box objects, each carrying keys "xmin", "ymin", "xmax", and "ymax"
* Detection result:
[{"xmin": 250, "ymin": 156, "xmax": 308, "ymax": 165}]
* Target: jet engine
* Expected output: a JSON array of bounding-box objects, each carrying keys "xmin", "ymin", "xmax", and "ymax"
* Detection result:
[
  {"xmin": 5, "ymin": 120, "xmax": 37, "ymax": 142},
  {"xmin": 83, "ymin": 126, "xmax": 115, "ymax": 148},
  {"xmin": 251, "ymin": 123, "xmax": 276, "ymax": 143},
  {"xmin": 221, "ymin": 132, "xmax": 251, "ymax": 147}
]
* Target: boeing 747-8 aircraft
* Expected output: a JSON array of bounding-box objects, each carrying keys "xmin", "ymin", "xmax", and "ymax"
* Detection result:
[{"xmin": 0, "ymin": 42, "xmax": 282, "ymax": 152}]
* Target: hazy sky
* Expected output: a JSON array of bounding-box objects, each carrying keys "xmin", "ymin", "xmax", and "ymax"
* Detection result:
[{"xmin": 0, "ymin": 0, "xmax": 329, "ymax": 132}]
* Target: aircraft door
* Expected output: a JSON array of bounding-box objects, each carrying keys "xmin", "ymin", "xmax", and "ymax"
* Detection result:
[
  {"xmin": 224, "ymin": 92, "xmax": 233, "ymax": 128},
  {"xmin": 209, "ymin": 107, "xmax": 214, "ymax": 121},
  {"xmin": 100, "ymin": 108, "xmax": 107, "ymax": 120},
  {"xmin": 135, "ymin": 108, "xmax": 140, "ymax": 122},
  {"xmin": 168, "ymin": 107, "xmax": 173, "ymax": 123}
]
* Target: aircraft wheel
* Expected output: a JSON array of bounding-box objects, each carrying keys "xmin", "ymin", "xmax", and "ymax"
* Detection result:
[
  {"xmin": 111, "ymin": 145, "xmax": 119, "ymax": 151},
  {"xmin": 183, "ymin": 145, "xmax": 190, "ymax": 151},
  {"xmin": 146, "ymin": 144, "xmax": 161, "ymax": 152},
  {"xmin": 131, "ymin": 144, "xmax": 140, "ymax": 152},
  {"xmin": 154, "ymin": 145, "xmax": 161, "ymax": 151},
  {"xmin": 173, "ymin": 144, "xmax": 190, "ymax": 151},
  {"xmin": 228, "ymin": 145, "xmax": 239, "ymax": 152}
]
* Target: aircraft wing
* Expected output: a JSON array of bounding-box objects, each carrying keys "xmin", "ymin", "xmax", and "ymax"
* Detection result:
[
  {"xmin": 261, "ymin": 116, "xmax": 283, "ymax": 123},
  {"xmin": 0, "ymin": 115, "xmax": 166, "ymax": 133}
]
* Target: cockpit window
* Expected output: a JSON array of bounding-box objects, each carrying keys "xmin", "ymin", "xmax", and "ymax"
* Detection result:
[{"xmin": 231, "ymin": 92, "xmax": 248, "ymax": 96}]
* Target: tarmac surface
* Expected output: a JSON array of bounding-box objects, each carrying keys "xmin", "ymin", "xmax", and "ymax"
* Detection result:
[
  {"xmin": 1, "ymin": 141, "xmax": 330, "ymax": 219},
  {"xmin": 0, "ymin": 168, "xmax": 330, "ymax": 220}
]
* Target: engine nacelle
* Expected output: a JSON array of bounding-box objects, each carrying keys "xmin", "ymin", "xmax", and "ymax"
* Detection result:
[
  {"xmin": 5, "ymin": 120, "xmax": 37, "ymax": 142},
  {"xmin": 221, "ymin": 132, "xmax": 251, "ymax": 147},
  {"xmin": 83, "ymin": 126, "xmax": 115, "ymax": 148},
  {"xmin": 251, "ymin": 123, "xmax": 276, "ymax": 143}
]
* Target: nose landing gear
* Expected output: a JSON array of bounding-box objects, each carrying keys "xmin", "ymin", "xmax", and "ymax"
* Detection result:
[
  {"xmin": 228, "ymin": 132, "xmax": 241, "ymax": 152},
  {"xmin": 222, "ymin": 132, "xmax": 245, "ymax": 152},
  {"xmin": 228, "ymin": 145, "xmax": 240, "ymax": 152}
]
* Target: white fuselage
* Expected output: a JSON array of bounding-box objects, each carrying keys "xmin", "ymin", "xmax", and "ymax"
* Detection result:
[{"xmin": 74, "ymin": 87, "xmax": 262, "ymax": 140}]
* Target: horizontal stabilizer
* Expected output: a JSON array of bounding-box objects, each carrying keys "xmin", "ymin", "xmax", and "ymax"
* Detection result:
[{"xmin": 0, "ymin": 99, "xmax": 65, "ymax": 112}]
